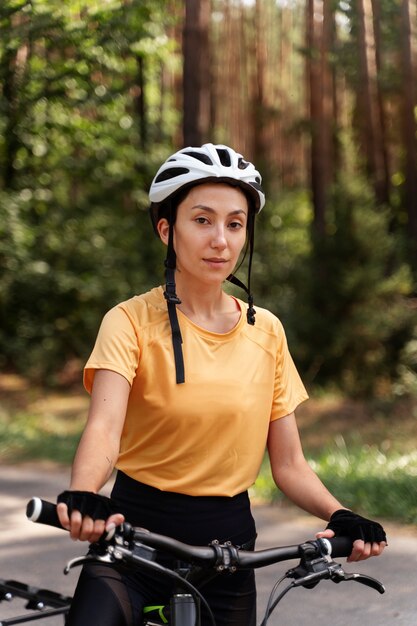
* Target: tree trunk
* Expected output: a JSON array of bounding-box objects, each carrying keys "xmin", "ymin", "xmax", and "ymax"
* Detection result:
[
  {"xmin": 400, "ymin": 0, "xmax": 417, "ymax": 261},
  {"xmin": 306, "ymin": 0, "xmax": 335, "ymax": 237},
  {"xmin": 252, "ymin": 0, "xmax": 269, "ymax": 172},
  {"xmin": 370, "ymin": 0, "xmax": 391, "ymax": 203},
  {"xmin": 182, "ymin": 0, "xmax": 211, "ymax": 146},
  {"xmin": 2, "ymin": 15, "xmax": 30, "ymax": 190},
  {"xmin": 135, "ymin": 55, "xmax": 147, "ymax": 149},
  {"xmin": 356, "ymin": 0, "xmax": 389, "ymax": 204}
]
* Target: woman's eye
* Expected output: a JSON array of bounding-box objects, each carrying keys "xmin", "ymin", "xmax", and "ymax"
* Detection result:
[
  {"xmin": 195, "ymin": 217, "xmax": 209, "ymax": 224},
  {"xmin": 229, "ymin": 221, "xmax": 244, "ymax": 229}
]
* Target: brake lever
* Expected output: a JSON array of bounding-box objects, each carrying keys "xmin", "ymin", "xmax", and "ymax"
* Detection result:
[
  {"xmin": 331, "ymin": 569, "xmax": 385, "ymax": 594},
  {"xmin": 63, "ymin": 537, "xmax": 157, "ymax": 577},
  {"xmin": 288, "ymin": 555, "xmax": 385, "ymax": 596},
  {"xmin": 64, "ymin": 551, "xmax": 115, "ymax": 574},
  {"xmin": 289, "ymin": 560, "xmax": 345, "ymax": 589}
]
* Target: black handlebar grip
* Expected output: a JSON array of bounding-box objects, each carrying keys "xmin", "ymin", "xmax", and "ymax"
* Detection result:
[
  {"xmin": 26, "ymin": 497, "xmax": 64, "ymax": 529},
  {"xmin": 321, "ymin": 536, "xmax": 353, "ymax": 558},
  {"xmin": 26, "ymin": 497, "xmax": 117, "ymax": 542}
]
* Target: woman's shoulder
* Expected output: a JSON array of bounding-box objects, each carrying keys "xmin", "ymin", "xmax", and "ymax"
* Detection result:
[
  {"xmin": 105, "ymin": 286, "xmax": 166, "ymax": 329},
  {"xmin": 235, "ymin": 297, "xmax": 285, "ymax": 336}
]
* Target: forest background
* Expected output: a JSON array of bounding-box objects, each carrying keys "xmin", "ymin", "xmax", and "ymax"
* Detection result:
[{"xmin": 1, "ymin": 0, "xmax": 417, "ymax": 522}]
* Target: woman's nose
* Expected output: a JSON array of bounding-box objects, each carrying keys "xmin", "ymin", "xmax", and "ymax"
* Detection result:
[{"xmin": 211, "ymin": 225, "xmax": 227, "ymax": 249}]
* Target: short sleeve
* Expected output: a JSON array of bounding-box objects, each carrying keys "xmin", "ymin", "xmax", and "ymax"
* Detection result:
[
  {"xmin": 271, "ymin": 322, "xmax": 308, "ymax": 420},
  {"xmin": 83, "ymin": 306, "xmax": 140, "ymax": 393}
]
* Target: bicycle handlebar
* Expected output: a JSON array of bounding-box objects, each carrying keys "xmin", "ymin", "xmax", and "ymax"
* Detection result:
[
  {"xmin": 26, "ymin": 497, "xmax": 353, "ymax": 567},
  {"xmin": 129, "ymin": 526, "xmax": 354, "ymax": 567},
  {"xmin": 26, "ymin": 496, "xmax": 385, "ymax": 608}
]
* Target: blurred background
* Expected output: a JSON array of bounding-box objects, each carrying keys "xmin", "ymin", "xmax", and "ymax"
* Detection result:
[{"xmin": 1, "ymin": 0, "xmax": 416, "ymax": 523}]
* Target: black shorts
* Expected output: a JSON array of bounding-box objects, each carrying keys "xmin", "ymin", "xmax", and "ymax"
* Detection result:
[{"xmin": 66, "ymin": 472, "xmax": 257, "ymax": 626}]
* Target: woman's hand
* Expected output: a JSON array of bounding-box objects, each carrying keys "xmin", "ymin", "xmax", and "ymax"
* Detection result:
[
  {"xmin": 316, "ymin": 527, "xmax": 386, "ymax": 562},
  {"xmin": 316, "ymin": 509, "xmax": 387, "ymax": 562},
  {"xmin": 56, "ymin": 492, "xmax": 125, "ymax": 543}
]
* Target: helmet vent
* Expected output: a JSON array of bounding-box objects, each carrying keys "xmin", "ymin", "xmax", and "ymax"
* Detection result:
[
  {"xmin": 155, "ymin": 167, "xmax": 189, "ymax": 183},
  {"xmin": 238, "ymin": 157, "xmax": 249, "ymax": 170},
  {"xmin": 216, "ymin": 148, "xmax": 232, "ymax": 167},
  {"xmin": 183, "ymin": 151, "xmax": 213, "ymax": 165}
]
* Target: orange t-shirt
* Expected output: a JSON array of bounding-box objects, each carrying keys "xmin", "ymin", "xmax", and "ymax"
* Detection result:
[{"xmin": 84, "ymin": 286, "xmax": 308, "ymax": 497}]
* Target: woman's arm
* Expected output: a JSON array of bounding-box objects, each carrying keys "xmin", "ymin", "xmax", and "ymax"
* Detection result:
[
  {"xmin": 57, "ymin": 369, "xmax": 130, "ymax": 541},
  {"xmin": 267, "ymin": 413, "xmax": 386, "ymax": 561},
  {"xmin": 267, "ymin": 412, "xmax": 342, "ymax": 521}
]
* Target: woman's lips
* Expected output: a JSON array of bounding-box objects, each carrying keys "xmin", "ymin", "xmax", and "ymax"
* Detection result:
[{"xmin": 203, "ymin": 257, "xmax": 229, "ymax": 269}]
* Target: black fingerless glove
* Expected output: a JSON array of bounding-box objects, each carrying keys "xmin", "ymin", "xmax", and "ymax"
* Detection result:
[
  {"xmin": 57, "ymin": 490, "xmax": 115, "ymax": 521},
  {"xmin": 326, "ymin": 509, "xmax": 387, "ymax": 544}
]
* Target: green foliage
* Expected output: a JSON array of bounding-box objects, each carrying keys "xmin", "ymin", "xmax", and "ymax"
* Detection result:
[
  {"xmin": 289, "ymin": 179, "xmax": 415, "ymax": 396},
  {"xmin": 393, "ymin": 327, "xmax": 417, "ymax": 397},
  {"xmin": 0, "ymin": 405, "xmax": 83, "ymax": 464},
  {"xmin": 253, "ymin": 438, "xmax": 417, "ymax": 525},
  {"xmin": 309, "ymin": 439, "xmax": 417, "ymax": 524},
  {"xmin": 0, "ymin": 0, "xmax": 173, "ymax": 381},
  {"xmin": 0, "ymin": 188, "xmax": 165, "ymax": 380},
  {"xmin": 252, "ymin": 190, "xmax": 312, "ymax": 346}
]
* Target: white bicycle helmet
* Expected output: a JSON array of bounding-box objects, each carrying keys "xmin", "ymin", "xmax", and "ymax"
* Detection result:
[
  {"xmin": 148, "ymin": 143, "xmax": 265, "ymax": 385},
  {"xmin": 149, "ymin": 143, "xmax": 265, "ymax": 229}
]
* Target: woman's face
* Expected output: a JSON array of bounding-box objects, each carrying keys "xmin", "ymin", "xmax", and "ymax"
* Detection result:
[{"xmin": 158, "ymin": 183, "xmax": 249, "ymax": 288}]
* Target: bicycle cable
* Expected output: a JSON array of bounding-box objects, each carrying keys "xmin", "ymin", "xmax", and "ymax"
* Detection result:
[
  {"xmin": 103, "ymin": 547, "xmax": 216, "ymax": 626},
  {"xmin": 259, "ymin": 575, "xmax": 292, "ymax": 626}
]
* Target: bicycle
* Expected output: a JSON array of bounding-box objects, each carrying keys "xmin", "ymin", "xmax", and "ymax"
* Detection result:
[
  {"xmin": 0, "ymin": 579, "xmax": 71, "ymax": 626},
  {"xmin": 2, "ymin": 498, "xmax": 385, "ymax": 626}
]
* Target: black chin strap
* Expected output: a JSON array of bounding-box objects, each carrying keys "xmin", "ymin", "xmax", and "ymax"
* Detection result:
[
  {"xmin": 164, "ymin": 267, "xmax": 185, "ymax": 384},
  {"xmin": 227, "ymin": 274, "xmax": 256, "ymax": 325},
  {"xmin": 163, "ymin": 209, "xmax": 185, "ymax": 384},
  {"xmin": 227, "ymin": 212, "xmax": 256, "ymax": 325}
]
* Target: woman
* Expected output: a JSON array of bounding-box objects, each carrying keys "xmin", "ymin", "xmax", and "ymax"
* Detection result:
[{"xmin": 57, "ymin": 144, "xmax": 386, "ymax": 626}]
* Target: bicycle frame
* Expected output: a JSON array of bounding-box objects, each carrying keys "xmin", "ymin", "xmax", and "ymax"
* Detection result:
[{"xmin": 142, "ymin": 596, "xmax": 198, "ymax": 626}]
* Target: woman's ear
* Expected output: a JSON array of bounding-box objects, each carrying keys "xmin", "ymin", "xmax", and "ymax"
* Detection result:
[{"xmin": 156, "ymin": 218, "xmax": 170, "ymax": 245}]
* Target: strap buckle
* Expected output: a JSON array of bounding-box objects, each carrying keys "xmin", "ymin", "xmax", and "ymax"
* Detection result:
[{"xmin": 163, "ymin": 289, "xmax": 181, "ymax": 305}]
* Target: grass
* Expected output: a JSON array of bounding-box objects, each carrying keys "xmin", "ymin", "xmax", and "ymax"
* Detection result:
[
  {"xmin": 252, "ymin": 393, "xmax": 417, "ymax": 526},
  {"xmin": 1, "ymin": 373, "xmax": 417, "ymax": 525},
  {"xmin": 252, "ymin": 437, "xmax": 417, "ymax": 525},
  {"xmin": 311, "ymin": 441, "xmax": 417, "ymax": 524},
  {"xmin": 0, "ymin": 373, "xmax": 87, "ymax": 465},
  {"xmin": 0, "ymin": 411, "xmax": 82, "ymax": 464}
]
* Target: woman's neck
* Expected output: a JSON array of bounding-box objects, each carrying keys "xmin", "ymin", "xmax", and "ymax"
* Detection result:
[{"xmin": 172, "ymin": 276, "xmax": 241, "ymax": 332}]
